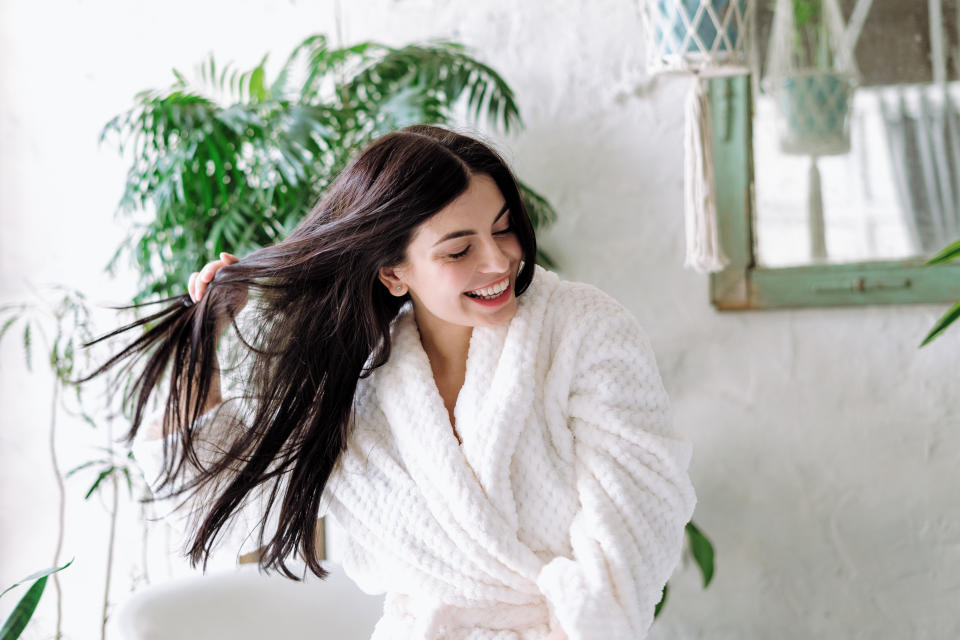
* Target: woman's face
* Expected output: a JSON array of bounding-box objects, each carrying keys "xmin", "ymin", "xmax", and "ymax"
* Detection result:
[{"xmin": 380, "ymin": 173, "xmax": 523, "ymax": 330}]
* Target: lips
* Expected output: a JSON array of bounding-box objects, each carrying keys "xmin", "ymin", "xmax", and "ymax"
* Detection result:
[{"xmin": 466, "ymin": 275, "xmax": 510, "ymax": 294}]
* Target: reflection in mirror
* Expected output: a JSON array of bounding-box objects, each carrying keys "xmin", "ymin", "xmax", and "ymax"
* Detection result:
[{"xmin": 754, "ymin": 0, "xmax": 960, "ymax": 267}]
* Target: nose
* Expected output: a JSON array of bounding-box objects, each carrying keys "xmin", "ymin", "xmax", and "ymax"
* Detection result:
[{"xmin": 478, "ymin": 233, "xmax": 511, "ymax": 273}]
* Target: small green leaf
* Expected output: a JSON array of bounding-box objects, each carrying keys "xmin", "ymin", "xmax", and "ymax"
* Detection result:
[
  {"xmin": 85, "ymin": 467, "xmax": 115, "ymax": 500},
  {"xmin": 686, "ymin": 521, "xmax": 715, "ymax": 588},
  {"xmin": 22, "ymin": 324, "xmax": 32, "ymax": 372},
  {"xmin": 921, "ymin": 299, "xmax": 960, "ymax": 347},
  {"xmin": 121, "ymin": 467, "xmax": 134, "ymax": 496},
  {"xmin": 926, "ymin": 238, "xmax": 960, "ymax": 265},
  {"xmin": 65, "ymin": 459, "xmax": 107, "ymax": 478},
  {"xmin": 0, "ymin": 315, "xmax": 18, "ymax": 345},
  {"xmin": 0, "ymin": 560, "xmax": 73, "ymax": 599},
  {"xmin": 654, "ymin": 582, "xmax": 668, "ymax": 618},
  {"xmin": 249, "ymin": 56, "xmax": 268, "ymax": 102}
]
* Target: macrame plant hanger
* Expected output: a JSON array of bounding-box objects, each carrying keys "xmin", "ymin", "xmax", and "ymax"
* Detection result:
[
  {"xmin": 763, "ymin": 0, "xmax": 874, "ymax": 261},
  {"xmin": 641, "ymin": 0, "xmax": 756, "ymax": 273}
]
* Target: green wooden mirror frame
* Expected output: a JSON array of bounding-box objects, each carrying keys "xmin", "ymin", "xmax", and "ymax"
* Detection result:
[{"xmin": 708, "ymin": 74, "xmax": 960, "ymax": 310}]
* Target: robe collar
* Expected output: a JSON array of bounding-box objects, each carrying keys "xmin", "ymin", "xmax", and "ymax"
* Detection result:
[{"xmin": 371, "ymin": 264, "xmax": 559, "ymax": 583}]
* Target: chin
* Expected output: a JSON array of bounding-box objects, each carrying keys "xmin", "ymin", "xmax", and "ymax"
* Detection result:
[{"xmin": 474, "ymin": 302, "xmax": 517, "ymax": 327}]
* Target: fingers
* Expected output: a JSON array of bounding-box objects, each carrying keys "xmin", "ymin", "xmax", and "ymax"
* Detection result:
[
  {"xmin": 188, "ymin": 252, "xmax": 240, "ymax": 302},
  {"xmin": 188, "ymin": 272, "xmax": 199, "ymax": 303}
]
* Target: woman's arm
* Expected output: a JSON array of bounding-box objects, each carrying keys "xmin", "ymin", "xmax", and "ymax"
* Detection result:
[{"xmin": 536, "ymin": 291, "xmax": 697, "ymax": 640}]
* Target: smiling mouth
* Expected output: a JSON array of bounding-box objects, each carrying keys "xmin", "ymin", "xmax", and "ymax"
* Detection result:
[
  {"xmin": 465, "ymin": 275, "xmax": 510, "ymax": 295},
  {"xmin": 464, "ymin": 279, "xmax": 511, "ymax": 301}
]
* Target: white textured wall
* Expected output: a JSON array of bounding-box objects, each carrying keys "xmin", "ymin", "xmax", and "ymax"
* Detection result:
[{"xmin": 2, "ymin": 1, "xmax": 959, "ymax": 638}]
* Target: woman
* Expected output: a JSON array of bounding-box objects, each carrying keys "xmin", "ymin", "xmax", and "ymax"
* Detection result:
[{"xmin": 87, "ymin": 124, "xmax": 696, "ymax": 639}]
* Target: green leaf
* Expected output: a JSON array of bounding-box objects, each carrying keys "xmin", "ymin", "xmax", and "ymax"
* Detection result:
[
  {"xmin": 104, "ymin": 33, "xmax": 553, "ymax": 302},
  {"xmin": 653, "ymin": 582, "xmax": 668, "ymax": 618},
  {"xmin": 249, "ymin": 56, "xmax": 268, "ymax": 102},
  {"xmin": 920, "ymin": 299, "xmax": 960, "ymax": 347},
  {"xmin": 121, "ymin": 467, "xmax": 134, "ymax": 496},
  {"xmin": 22, "ymin": 324, "xmax": 31, "ymax": 372},
  {"xmin": 927, "ymin": 237, "xmax": 960, "ymax": 265},
  {"xmin": 65, "ymin": 459, "xmax": 108, "ymax": 478},
  {"xmin": 0, "ymin": 560, "xmax": 73, "ymax": 599},
  {"xmin": 85, "ymin": 467, "xmax": 115, "ymax": 500},
  {"xmin": 686, "ymin": 521, "xmax": 715, "ymax": 588},
  {"xmin": 0, "ymin": 315, "xmax": 18, "ymax": 346},
  {"xmin": 0, "ymin": 577, "xmax": 46, "ymax": 639}
]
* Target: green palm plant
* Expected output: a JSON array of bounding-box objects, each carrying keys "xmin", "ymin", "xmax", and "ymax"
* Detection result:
[
  {"xmin": 921, "ymin": 239, "xmax": 960, "ymax": 346},
  {"xmin": 102, "ymin": 34, "xmax": 558, "ymax": 302}
]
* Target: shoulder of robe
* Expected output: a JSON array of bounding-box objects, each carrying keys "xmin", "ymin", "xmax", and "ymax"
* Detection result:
[{"xmin": 540, "ymin": 276, "xmax": 644, "ymax": 356}]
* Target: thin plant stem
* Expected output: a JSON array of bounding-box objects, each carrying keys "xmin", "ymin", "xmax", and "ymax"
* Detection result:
[
  {"xmin": 140, "ymin": 499, "xmax": 151, "ymax": 586},
  {"xmin": 49, "ymin": 378, "xmax": 65, "ymax": 640},
  {"xmin": 101, "ymin": 418, "xmax": 119, "ymax": 640}
]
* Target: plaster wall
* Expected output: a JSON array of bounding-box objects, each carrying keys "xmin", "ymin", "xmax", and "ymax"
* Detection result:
[{"xmin": 1, "ymin": 1, "xmax": 958, "ymax": 638}]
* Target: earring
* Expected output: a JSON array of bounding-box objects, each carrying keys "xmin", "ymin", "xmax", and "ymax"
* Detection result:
[{"xmin": 395, "ymin": 285, "xmax": 403, "ymax": 293}]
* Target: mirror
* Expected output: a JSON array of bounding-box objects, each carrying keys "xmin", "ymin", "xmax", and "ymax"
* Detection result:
[
  {"xmin": 755, "ymin": 0, "xmax": 960, "ymax": 267},
  {"xmin": 709, "ymin": 0, "xmax": 960, "ymax": 310}
]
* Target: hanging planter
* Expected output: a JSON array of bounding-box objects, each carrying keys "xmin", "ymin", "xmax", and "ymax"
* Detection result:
[
  {"xmin": 762, "ymin": 0, "xmax": 874, "ymax": 261},
  {"xmin": 773, "ymin": 69, "xmax": 856, "ymax": 156},
  {"xmin": 644, "ymin": 0, "xmax": 753, "ymax": 74},
  {"xmin": 763, "ymin": 0, "xmax": 873, "ymax": 156},
  {"xmin": 641, "ymin": 0, "xmax": 756, "ymax": 274}
]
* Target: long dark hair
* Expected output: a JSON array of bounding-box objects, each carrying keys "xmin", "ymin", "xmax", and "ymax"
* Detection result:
[{"xmin": 81, "ymin": 125, "xmax": 538, "ymax": 579}]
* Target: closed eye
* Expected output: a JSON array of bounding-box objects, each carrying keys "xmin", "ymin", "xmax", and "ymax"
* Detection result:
[{"xmin": 448, "ymin": 226, "xmax": 514, "ymax": 260}]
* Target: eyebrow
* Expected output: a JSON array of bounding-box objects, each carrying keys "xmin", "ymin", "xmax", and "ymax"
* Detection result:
[{"xmin": 433, "ymin": 203, "xmax": 510, "ymax": 246}]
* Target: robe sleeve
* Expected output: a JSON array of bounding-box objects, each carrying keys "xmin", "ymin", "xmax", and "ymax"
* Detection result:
[{"xmin": 535, "ymin": 295, "xmax": 697, "ymax": 639}]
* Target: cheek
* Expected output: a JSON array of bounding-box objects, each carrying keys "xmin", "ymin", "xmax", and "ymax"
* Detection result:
[
  {"xmin": 434, "ymin": 263, "xmax": 473, "ymax": 294},
  {"xmin": 506, "ymin": 236, "xmax": 523, "ymax": 260}
]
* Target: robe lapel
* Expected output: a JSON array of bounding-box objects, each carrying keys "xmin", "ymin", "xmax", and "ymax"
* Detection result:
[
  {"xmin": 373, "ymin": 265, "xmax": 560, "ymax": 591},
  {"xmin": 455, "ymin": 266, "xmax": 558, "ymax": 532}
]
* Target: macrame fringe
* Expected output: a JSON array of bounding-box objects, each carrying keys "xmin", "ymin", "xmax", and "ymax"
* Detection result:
[{"xmin": 683, "ymin": 75, "xmax": 728, "ymax": 273}]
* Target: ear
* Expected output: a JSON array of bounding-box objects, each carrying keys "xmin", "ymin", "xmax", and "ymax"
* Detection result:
[{"xmin": 378, "ymin": 266, "xmax": 407, "ymax": 296}]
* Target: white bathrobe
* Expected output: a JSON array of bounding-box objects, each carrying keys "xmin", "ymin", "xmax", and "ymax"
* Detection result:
[{"xmin": 134, "ymin": 264, "xmax": 697, "ymax": 640}]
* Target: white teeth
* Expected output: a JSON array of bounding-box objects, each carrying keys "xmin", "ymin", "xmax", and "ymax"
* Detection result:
[{"xmin": 468, "ymin": 278, "xmax": 508, "ymax": 298}]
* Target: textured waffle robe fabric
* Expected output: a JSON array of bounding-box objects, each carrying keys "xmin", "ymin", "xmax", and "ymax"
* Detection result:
[{"xmin": 132, "ymin": 264, "xmax": 697, "ymax": 639}]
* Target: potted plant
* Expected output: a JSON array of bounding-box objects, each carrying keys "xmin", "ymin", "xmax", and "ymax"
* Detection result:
[
  {"xmin": 643, "ymin": 0, "xmax": 752, "ymax": 72},
  {"xmin": 101, "ymin": 34, "xmax": 559, "ymax": 303},
  {"xmin": 764, "ymin": 0, "xmax": 861, "ymax": 156}
]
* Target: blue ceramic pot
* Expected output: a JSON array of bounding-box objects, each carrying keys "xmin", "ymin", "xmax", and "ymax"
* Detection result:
[
  {"xmin": 776, "ymin": 71, "xmax": 855, "ymax": 156},
  {"xmin": 654, "ymin": 0, "xmax": 747, "ymax": 55}
]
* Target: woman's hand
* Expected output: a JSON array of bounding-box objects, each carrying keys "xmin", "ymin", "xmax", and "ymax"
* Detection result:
[
  {"xmin": 188, "ymin": 252, "xmax": 239, "ymax": 303},
  {"xmin": 188, "ymin": 252, "xmax": 247, "ymax": 337}
]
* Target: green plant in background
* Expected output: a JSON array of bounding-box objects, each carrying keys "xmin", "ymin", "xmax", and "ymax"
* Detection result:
[
  {"xmin": 655, "ymin": 521, "xmax": 715, "ymax": 618},
  {"xmin": 0, "ymin": 290, "xmax": 141, "ymax": 640},
  {"xmin": 921, "ymin": 239, "xmax": 960, "ymax": 345},
  {"xmin": 0, "ymin": 561, "xmax": 72, "ymax": 640},
  {"xmin": 0, "ymin": 290, "xmax": 92, "ymax": 639},
  {"xmin": 102, "ymin": 33, "xmax": 558, "ymax": 302},
  {"xmin": 788, "ymin": 0, "xmax": 833, "ymax": 69}
]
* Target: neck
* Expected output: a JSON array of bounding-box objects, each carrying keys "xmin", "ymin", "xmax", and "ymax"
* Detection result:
[{"xmin": 412, "ymin": 307, "xmax": 472, "ymax": 372}]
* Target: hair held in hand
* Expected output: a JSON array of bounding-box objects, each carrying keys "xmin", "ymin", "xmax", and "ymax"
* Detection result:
[{"xmin": 79, "ymin": 125, "xmax": 539, "ymax": 580}]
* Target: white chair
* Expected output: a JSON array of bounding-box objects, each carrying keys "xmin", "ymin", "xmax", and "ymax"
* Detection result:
[{"xmin": 114, "ymin": 560, "xmax": 384, "ymax": 640}]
